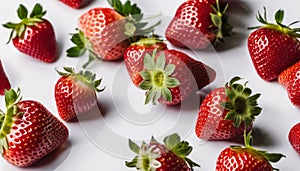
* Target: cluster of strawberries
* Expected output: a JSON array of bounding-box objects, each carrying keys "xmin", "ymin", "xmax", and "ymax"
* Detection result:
[{"xmin": 0, "ymin": 0, "xmax": 299, "ymax": 170}]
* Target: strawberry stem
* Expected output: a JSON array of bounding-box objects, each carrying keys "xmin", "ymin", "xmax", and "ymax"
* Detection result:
[{"xmin": 249, "ymin": 7, "xmax": 300, "ymax": 38}]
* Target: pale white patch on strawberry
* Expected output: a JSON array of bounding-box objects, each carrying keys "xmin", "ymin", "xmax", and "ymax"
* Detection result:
[
  {"xmin": 136, "ymin": 143, "xmax": 161, "ymax": 171},
  {"xmin": 208, "ymin": 92, "xmax": 223, "ymax": 117},
  {"xmin": 254, "ymin": 35, "xmax": 268, "ymax": 54},
  {"xmin": 221, "ymin": 155, "xmax": 241, "ymax": 171}
]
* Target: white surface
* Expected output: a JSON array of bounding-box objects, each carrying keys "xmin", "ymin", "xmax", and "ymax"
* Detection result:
[{"xmin": 0, "ymin": 0, "xmax": 299, "ymax": 170}]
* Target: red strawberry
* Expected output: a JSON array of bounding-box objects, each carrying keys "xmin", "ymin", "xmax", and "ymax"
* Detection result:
[
  {"xmin": 278, "ymin": 61, "xmax": 300, "ymax": 87},
  {"xmin": 247, "ymin": 8, "xmax": 300, "ymax": 81},
  {"xmin": 277, "ymin": 60, "xmax": 300, "ymax": 107},
  {"xmin": 165, "ymin": 0, "xmax": 232, "ymax": 50},
  {"xmin": 216, "ymin": 131, "xmax": 285, "ymax": 171},
  {"xmin": 195, "ymin": 77, "xmax": 262, "ymax": 140},
  {"xmin": 139, "ymin": 49, "xmax": 216, "ymax": 105},
  {"xmin": 60, "ymin": 0, "xmax": 92, "ymax": 9},
  {"xmin": 124, "ymin": 37, "xmax": 168, "ymax": 86},
  {"xmin": 0, "ymin": 61, "xmax": 11, "ymax": 95},
  {"xmin": 0, "ymin": 88, "xmax": 69, "ymax": 167},
  {"xmin": 126, "ymin": 133, "xmax": 200, "ymax": 171},
  {"xmin": 3, "ymin": 3, "xmax": 57, "ymax": 63},
  {"xmin": 54, "ymin": 67, "xmax": 105, "ymax": 121},
  {"xmin": 289, "ymin": 122, "xmax": 300, "ymax": 154},
  {"xmin": 67, "ymin": 0, "xmax": 160, "ymax": 68}
]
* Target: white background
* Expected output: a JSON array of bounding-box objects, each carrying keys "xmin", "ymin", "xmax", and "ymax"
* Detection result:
[{"xmin": 0, "ymin": 0, "xmax": 299, "ymax": 170}]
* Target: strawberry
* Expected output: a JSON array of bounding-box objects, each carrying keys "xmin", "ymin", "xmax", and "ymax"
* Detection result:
[
  {"xmin": 60, "ymin": 0, "xmax": 92, "ymax": 9},
  {"xmin": 0, "ymin": 61, "xmax": 11, "ymax": 95},
  {"xmin": 67, "ymin": 0, "xmax": 160, "ymax": 68},
  {"xmin": 0, "ymin": 88, "xmax": 69, "ymax": 167},
  {"xmin": 277, "ymin": 60, "xmax": 300, "ymax": 107},
  {"xmin": 126, "ymin": 133, "xmax": 200, "ymax": 171},
  {"xmin": 216, "ymin": 131, "xmax": 285, "ymax": 171},
  {"xmin": 165, "ymin": 0, "xmax": 232, "ymax": 50},
  {"xmin": 124, "ymin": 37, "xmax": 168, "ymax": 87},
  {"xmin": 247, "ymin": 8, "xmax": 300, "ymax": 81},
  {"xmin": 195, "ymin": 77, "xmax": 262, "ymax": 140},
  {"xmin": 278, "ymin": 60, "xmax": 300, "ymax": 87},
  {"xmin": 54, "ymin": 67, "xmax": 105, "ymax": 122},
  {"xmin": 3, "ymin": 3, "xmax": 57, "ymax": 63},
  {"xmin": 139, "ymin": 49, "xmax": 216, "ymax": 105},
  {"xmin": 289, "ymin": 122, "xmax": 300, "ymax": 154}
]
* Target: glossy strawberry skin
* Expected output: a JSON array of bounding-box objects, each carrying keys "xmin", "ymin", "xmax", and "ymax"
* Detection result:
[
  {"xmin": 12, "ymin": 19, "xmax": 57, "ymax": 63},
  {"xmin": 147, "ymin": 142, "xmax": 190, "ymax": 171},
  {"xmin": 166, "ymin": 0, "xmax": 216, "ymax": 49},
  {"xmin": 248, "ymin": 28, "xmax": 300, "ymax": 81},
  {"xmin": 3, "ymin": 100, "xmax": 69, "ymax": 167},
  {"xmin": 78, "ymin": 8, "xmax": 129, "ymax": 61},
  {"xmin": 278, "ymin": 61, "xmax": 300, "ymax": 87},
  {"xmin": 289, "ymin": 122, "xmax": 300, "ymax": 154},
  {"xmin": 124, "ymin": 42, "xmax": 168, "ymax": 86},
  {"xmin": 216, "ymin": 147, "xmax": 273, "ymax": 171},
  {"xmin": 0, "ymin": 61, "xmax": 11, "ymax": 95},
  {"xmin": 195, "ymin": 87, "xmax": 246, "ymax": 140},
  {"xmin": 157, "ymin": 50, "xmax": 216, "ymax": 105},
  {"xmin": 60, "ymin": 0, "xmax": 91, "ymax": 8},
  {"xmin": 55, "ymin": 76, "xmax": 97, "ymax": 122}
]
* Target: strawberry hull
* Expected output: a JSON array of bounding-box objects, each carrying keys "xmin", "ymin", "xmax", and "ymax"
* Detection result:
[
  {"xmin": 2, "ymin": 100, "xmax": 69, "ymax": 167},
  {"xmin": 248, "ymin": 28, "xmax": 300, "ymax": 81}
]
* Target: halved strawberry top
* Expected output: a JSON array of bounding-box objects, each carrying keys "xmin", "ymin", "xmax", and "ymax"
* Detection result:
[
  {"xmin": 3, "ymin": 3, "xmax": 47, "ymax": 43},
  {"xmin": 221, "ymin": 76, "xmax": 262, "ymax": 129}
]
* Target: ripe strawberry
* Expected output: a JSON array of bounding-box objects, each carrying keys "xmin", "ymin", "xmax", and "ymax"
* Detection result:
[
  {"xmin": 126, "ymin": 133, "xmax": 200, "ymax": 171},
  {"xmin": 216, "ymin": 131, "xmax": 284, "ymax": 171},
  {"xmin": 0, "ymin": 88, "xmax": 69, "ymax": 167},
  {"xmin": 67, "ymin": 0, "xmax": 160, "ymax": 68},
  {"xmin": 0, "ymin": 61, "xmax": 11, "ymax": 95},
  {"xmin": 55, "ymin": 67, "xmax": 105, "ymax": 121},
  {"xmin": 195, "ymin": 77, "xmax": 262, "ymax": 140},
  {"xmin": 60, "ymin": 0, "xmax": 92, "ymax": 9},
  {"xmin": 124, "ymin": 37, "xmax": 168, "ymax": 87},
  {"xmin": 278, "ymin": 60, "xmax": 300, "ymax": 87},
  {"xmin": 289, "ymin": 122, "xmax": 300, "ymax": 154},
  {"xmin": 139, "ymin": 49, "xmax": 216, "ymax": 105},
  {"xmin": 3, "ymin": 3, "xmax": 57, "ymax": 63},
  {"xmin": 165, "ymin": 0, "xmax": 232, "ymax": 50},
  {"xmin": 277, "ymin": 60, "xmax": 300, "ymax": 107},
  {"xmin": 248, "ymin": 8, "xmax": 300, "ymax": 81}
]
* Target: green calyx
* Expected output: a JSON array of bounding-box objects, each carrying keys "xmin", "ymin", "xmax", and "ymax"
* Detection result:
[
  {"xmin": 131, "ymin": 36, "xmax": 163, "ymax": 46},
  {"xmin": 210, "ymin": 0, "xmax": 233, "ymax": 42},
  {"xmin": 66, "ymin": 29, "xmax": 98, "ymax": 69},
  {"xmin": 231, "ymin": 131, "xmax": 285, "ymax": 170},
  {"xmin": 139, "ymin": 50, "xmax": 180, "ymax": 105},
  {"xmin": 107, "ymin": 0, "xmax": 161, "ymax": 37},
  {"xmin": 3, "ymin": 3, "xmax": 46, "ymax": 44},
  {"xmin": 57, "ymin": 67, "xmax": 105, "ymax": 93},
  {"xmin": 0, "ymin": 88, "xmax": 23, "ymax": 155},
  {"xmin": 125, "ymin": 133, "xmax": 200, "ymax": 171},
  {"xmin": 220, "ymin": 76, "xmax": 262, "ymax": 129},
  {"xmin": 249, "ymin": 7, "xmax": 300, "ymax": 37}
]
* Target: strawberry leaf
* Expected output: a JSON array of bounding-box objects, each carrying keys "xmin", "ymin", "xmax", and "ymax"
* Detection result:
[
  {"xmin": 30, "ymin": 3, "xmax": 46, "ymax": 18},
  {"xmin": 66, "ymin": 47, "xmax": 86, "ymax": 57},
  {"xmin": 275, "ymin": 9, "xmax": 284, "ymax": 25},
  {"xmin": 17, "ymin": 4, "xmax": 28, "ymax": 19},
  {"xmin": 128, "ymin": 139, "xmax": 140, "ymax": 154},
  {"xmin": 163, "ymin": 133, "xmax": 180, "ymax": 150}
]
